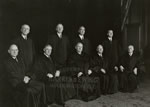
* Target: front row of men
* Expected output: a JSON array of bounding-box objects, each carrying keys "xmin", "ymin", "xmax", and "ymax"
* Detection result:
[{"xmin": 4, "ymin": 42, "xmax": 144, "ymax": 107}]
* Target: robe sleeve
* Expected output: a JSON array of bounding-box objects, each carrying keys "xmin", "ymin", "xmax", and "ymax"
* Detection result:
[{"xmin": 4, "ymin": 61, "xmax": 24, "ymax": 88}]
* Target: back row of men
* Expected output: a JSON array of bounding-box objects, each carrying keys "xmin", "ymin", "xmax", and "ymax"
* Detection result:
[{"xmin": 4, "ymin": 24, "xmax": 145, "ymax": 107}]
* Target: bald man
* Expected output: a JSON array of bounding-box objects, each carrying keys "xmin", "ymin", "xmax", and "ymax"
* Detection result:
[
  {"xmin": 89, "ymin": 44, "xmax": 109, "ymax": 95},
  {"xmin": 47, "ymin": 23, "xmax": 70, "ymax": 70},
  {"xmin": 12, "ymin": 24, "xmax": 35, "ymax": 72},
  {"xmin": 118, "ymin": 45, "xmax": 144, "ymax": 92},
  {"xmin": 4, "ymin": 44, "xmax": 46, "ymax": 107},
  {"xmin": 68, "ymin": 42, "xmax": 90, "ymax": 77},
  {"xmin": 67, "ymin": 42, "xmax": 96, "ymax": 101}
]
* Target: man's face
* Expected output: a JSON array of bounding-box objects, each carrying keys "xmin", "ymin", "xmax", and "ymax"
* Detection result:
[
  {"xmin": 108, "ymin": 30, "xmax": 113, "ymax": 38},
  {"xmin": 128, "ymin": 45, "xmax": 134, "ymax": 53},
  {"xmin": 8, "ymin": 44, "xmax": 19, "ymax": 57},
  {"xmin": 97, "ymin": 45, "xmax": 103, "ymax": 54},
  {"xmin": 21, "ymin": 25, "xmax": 30, "ymax": 35},
  {"xmin": 78, "ymin": 26, "xmax": 85, "ymax": 35},
  {"xmin": 76, "ymin": 43, "xmax": 83, "ymax": 53},
  {"xmin": 56, "ymin": 24, "xmax": 64, "ymax": 33},
  {"xmin": 44, "ymin": 45, "xmax": 52, "ymax": 56}
]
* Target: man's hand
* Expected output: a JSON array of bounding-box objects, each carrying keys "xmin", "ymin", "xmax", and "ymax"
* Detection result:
[
  {"xmin": 55, "ymin": 70, "xmax": 60, "ymax": 77},
  {"xmin": 133, "ymin": 68, "xmax": 138, "ymax": 75},
  {"xmin": 23, "ymin": 76, "xmax": 30, "ymax": 84},
  {"xmin": 120, "ymin": 65, "xmax": 124, "ymax": 72},
  {"xmin": 114, "ymin": 66, "xmax": 118, "ymax": 71},
  {"xmin": 47, "ymin": 73, "xmax": 53, "ymax": 78},
  {"xmin": 101, "ymin": 68, "xmax": 106, "ymax": 74},
  {"xmin": 88, "ymin": 69, "xmax": 92, "ymax": 75},
  {"xmin": 77, "ymin": 72, "xmax": 83, "ymax": 77}
]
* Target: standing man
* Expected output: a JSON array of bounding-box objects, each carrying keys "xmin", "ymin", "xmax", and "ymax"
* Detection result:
[
  {"xmin": 47, "ymin": 23, "xmax": 70, "ymax": 70},
  {"xmin": 102, "ymin": 30, "xmax": 119, "ymax": 94},
  {"xmin": 12, "ymin": 24, "xmax": 35, "ymax": 71},
  {"xmin": 72, "ymin": 26, "xmax": 91, "ymax": 55}
]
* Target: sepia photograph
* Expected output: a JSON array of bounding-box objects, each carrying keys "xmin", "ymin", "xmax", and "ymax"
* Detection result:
[{"xmin": 0, "ymin": 0, "xmax": 150, "ymax": 107}]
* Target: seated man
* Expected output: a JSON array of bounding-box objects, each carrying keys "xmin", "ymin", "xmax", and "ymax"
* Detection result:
[
  {"xmin": 4, "ymin": 44, "xmax": 46, "ymax": 107},
  {"xmin": 67, "ymin": 42, "xmax": 100, "ymax": 101},
  {"xmin": 119, "ymin": 45, "xmax": 145, "ymax": 92},
  {"xmin": 89, "ymin": 44, "xmax": 109, "ymax": 95},
  {"xmin": 33, "ymin": 44, "xmax": 75, "ymax": 106}
]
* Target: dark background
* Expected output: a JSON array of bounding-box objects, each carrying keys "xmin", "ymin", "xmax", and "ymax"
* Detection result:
[
  {"xmin": 0, "ymin": 0, "xmax": 150, "ymax": 107},
  {"xmin": 0, "ymin": 0, "xmax": 121, "ymax": 58},
  {"xmin": 0, "ymin": 1, "xmax": 121, "ymax": 106}
]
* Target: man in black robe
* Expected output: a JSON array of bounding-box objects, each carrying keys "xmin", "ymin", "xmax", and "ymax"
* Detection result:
[
  {"xmin": 4, "ymin": 44, "xmax": 46, "ymax": 107},
  {"xmin": 33, "ymin": 44, "xmax": 75, "ymax": 106},
  {"xmin": 102, "ymin": 30, "xmax": 119, "ymax": 94},
  {"xmin": 12, "ymin": 24, "xmax": 35, "ymax": 72},
  {"xmin": 119, "ymin": 45, "xmax": 145, "ymax": 92},
  {"xmin": 67, "ymin": 42, "xmax": 100, "ymax": 101},
  {"xmin": 72, "ymin": 26, "xmax": 91, "ymax": 55},
  {"xmin": 89, "ymin": 44, "xmax": 109, "ymax": 95},
  {"xmin": 47, "ymin": 23, "xmax": 70, "ymax": 70}
]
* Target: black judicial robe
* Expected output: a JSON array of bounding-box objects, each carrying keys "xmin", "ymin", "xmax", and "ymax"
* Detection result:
[
  {"xmin": 90, "ymin": 54, "xmax": 109, "ymax": 94},
  {"xmin": 67, "ymin": 52, "xmax": 90, "ymax": 77},
  {"xmin": 119, "ymin": 52, "xmax": 145, "ymax": 92},
  {"xmin": 102, "ymin": 39, "xmax": 119, "ymax": 70},
  {"xmin": 102, "ymin": 39, "xmax": 119, "ymax": 93},
  {"xmin": 12, "ymin": 36, "xmax": 35, "ymax": 71},
  {"xmin": 72, "ymin": 35, "xmax": 91, "ymax": 55},
  {"xmin": 47, "ymin": 34, "xmax": 70, "ymax": 69},
  {"xmin": 67, "ymin": 52, "xmax": 100, "ymax": 100},
  {"xmin": 4, "ymin": 56, "xmax": 46, "ymax": 107},
  {"xmin": 33, "ymin": 55, "xmax": 56, "ymax": 83},
  {"xmin": 33, "ymin": 55, "xmax": 75, "ymax": 105}
]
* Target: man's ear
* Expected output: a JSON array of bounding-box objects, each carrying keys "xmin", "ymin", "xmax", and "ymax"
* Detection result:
[
  {"xmin": 43, "ymin": 48, "xmax": 45, "ymax": 52},
  {"xmin": 8, "ymin": 49, "xmax": 10, "ymax": 54},
  {"xmin": 75, "ymin": 46, "xmax": 77, "ymax": 50}
]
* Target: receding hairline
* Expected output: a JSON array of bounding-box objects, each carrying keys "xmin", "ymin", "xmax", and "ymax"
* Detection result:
[
  {"xmin": 128, "ymin": 45, "xmax": 134, "ymax": 48},
  {"xmin": 21, "ymin": 24, "xmax": 30, "ymax": 29},
  {"xmin": 56, "ymin": 23, "xmax": 63, "ymax": 28},
  {"xmin": 79, "ymin": 26, "xmax": 85, "ymax": 30},
  {"xmin": 97, "ymin": 44, "xmax": 103, "ymax": 48},
  {"xmin": 44, "ymin": 44, "xmax": 52, "ymax": 49},
  {"xmin": 9, "ymin": 44, "xmax": 18, "ymax": 50},
  {"xmin": 75, "ymin": 42, "xmax": 83, "ymax": 47}
]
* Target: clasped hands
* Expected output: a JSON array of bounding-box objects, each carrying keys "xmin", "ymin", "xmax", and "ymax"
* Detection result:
[
  {"xmin": 23, "ymin": 76, "xmax": 30, "ymax": 84},
  {"xmin": 47, "ymin": 70, "xmax": 61, "ymax": 78},
  {"xmin": 82, "ymin": 68, "xmax": 106, "ymax": 77},
  {"xmin": 120, "ymin": 65, "xmax": 137, "ymax": 75}
]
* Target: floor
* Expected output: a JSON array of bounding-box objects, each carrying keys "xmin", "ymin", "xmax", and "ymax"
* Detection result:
[{"xmin": 50, "ymin": 74, "xmax": 150, "ymax": 107}]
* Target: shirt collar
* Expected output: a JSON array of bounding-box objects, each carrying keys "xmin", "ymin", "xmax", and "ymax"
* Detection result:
[
  {"xmin": 79, "ymin": 34, "xmax": 84, "ymax": 40},
  {"xmin": 12, "ymin": 56, "xmax": 16, "ymax": 59},
  {"xmin": 129, "ymin": 52, "xmax": 133, "ymax": 56},
  {"xmin": 44, "ymin": 53, "xmax": 50, "ymax": 58},
  {"xmin": 57, "ymin": 33, "xmax": 62, "ymax": 38},
  {"xmin": 108, "ymin": 37, "xmax": 112, "ymax": 41},
  {"xmin": 22, "ymin": 34, "xmax": 27, "ymax": 40},
  {"xmin": 98, "ymin": 53, "xmax": 103, "ymax": 57}
]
